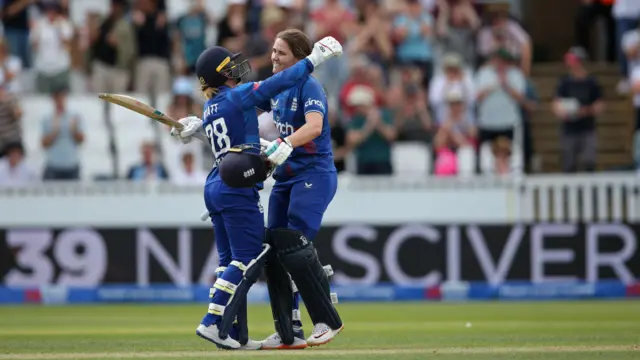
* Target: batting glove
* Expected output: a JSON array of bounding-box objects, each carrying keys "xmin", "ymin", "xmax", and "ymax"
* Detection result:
[
  {"xmin": 170, "ymin": 116, "xmax": 203, "ymax": 144},
  {"xmin": 264, "ymin": 137, "xmax": 293, "ymax": 166},
  {"xmin": 260, "ymin": 138, "xmax": 271, "ymax": 153},
  {"xmin": 306, "ymin": 36, "xmax": 343, "ymax": 69}
]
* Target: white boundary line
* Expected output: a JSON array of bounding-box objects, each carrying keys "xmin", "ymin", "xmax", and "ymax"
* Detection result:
[{"xmin": 0, "ymin": 346, "xmax": 637, "ymax": 359}]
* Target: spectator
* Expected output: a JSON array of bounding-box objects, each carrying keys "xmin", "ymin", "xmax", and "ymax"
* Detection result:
[
  {"xmin": 89, "ymin": 0, "xmax": 137, "ymax": 93},
  {"xmin": 629, "ymin": 55, "xmax": 640, "ymax": 131},
  {"xmin": 133, "ymin": 0, "xmax": 172, "ymax": 94},
  {"xmin": 0, "ymin": 37, "xmax": 23, "ymax": 94},
  {"xmin": 392, "ymin": 82, "xmax": 433, "ymax": 143},
  {"xmin": 428, "ymin": 52, "xmax": 474, "ymax": 124},
  {"xmin": 173, "ymin": 0, "xmax": 208, "ymax": 77},
  {"xmin": 127, "ymin": 140, "xmax": 169, "ymax": 181},
  {"xmin": 491, "ymin": 136, "xmax": 512, "ymax": 175},
  {"xmin": 477, "ymin": 5, "xmax": 531, "ymax": 75},
  {"xmin": 348, "ymin": 0, "xmax": 394, "ymax": 65},
  {"xmin": 552, "ymin": 47, "xmax": 604, "ymax": 173},
  {"xmin": 346, "ymin": 85, "xmax": 397, "ymax": 175},
  {"xmin": 41, "ymin": 87, "xmax": 84, "ymax": 180},
  {"xmin": 167, "ymin": 77, "xmax": 200, "ymax": 121},
  {"xmin": 30, "ymin": 1, "xmax": 73, "ymax": 94},
  {"xmin": 475, "ymin": 48, "xmax": 525, "ymax": 152},
  {"xmin": 574, "ymin": 0, "xmax": 616, "ymax": 64},
  {"xmin": 166, "ymin": 76, "xmax": 205, "ymax": 164},
  {"xmin": 308, "ymin": 0, "xmax": 354, "ymax": 105},
  {"xmin": 328, "ymin": 99, "xmax": 347, "ymax": 173},
  {"xmin": 172, "ymin": 150, "xmax": 207, "ymax": 185},
  {"xmin": 433, "ymin": 88, "xmax": 476, "ymax": 153},
  {"xmin": 2, "ymin": 0, "xmax": 33, "ymax": 68},
  {"xmin": 0, "ymin": 73, "xmax": 22, "ymax": 157},
  {"xmin": 613, "ymin": 0, "xmax": 640, "ymax": 93},
  {"xmin": 622, "ymin": 21, "xmax": 640, "ymax": 77},
  {"xmin": 433, "ymin": 147, "xmax": 458, "ymax": 177},
  {"xmin": 435, "ymin": 0, "xmax": 481, "ymax": 68},
  {"xmin": 391, "ymin": 0, "xmax": 436, "ymax": 89},
  {"xmin": 0, "ymin": 142, "xmax": 37, "ymax": 186},
  {"xmin": 216, "ymin": 0, "xmax": 247, "ymax": 49},
  {"xmin": 240, "ymin": 5, "xmax": 288, "ymax": 83},
  {"xmin": 520, "ymin": 76, "xmax": 540, "ymax": 173},
  {"xmin": 339, "ymin": 56, "xmax": 386, "ymax": 119},
  {"xmin": 308, "ymin": 0, "xmax": 355, "ymax": 43}
]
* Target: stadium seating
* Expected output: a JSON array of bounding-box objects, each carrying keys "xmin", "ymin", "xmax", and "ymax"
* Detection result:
[{"xmin": 391, "ymin": 142, "xmax": 432, "ymax": 175}]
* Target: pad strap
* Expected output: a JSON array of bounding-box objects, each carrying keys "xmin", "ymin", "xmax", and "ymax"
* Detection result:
[
  {"xmin": 208, "ymin": 303, "xmax": 225, "ymax": 315},
  {"xmin": 214, "ymin": 278, "xmax": 238, "ymax": 295}
]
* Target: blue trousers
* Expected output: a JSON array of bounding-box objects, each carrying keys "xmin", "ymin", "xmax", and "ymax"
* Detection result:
[
  {"xmin": 202, "ymin": 179, "xmax": 264, "ymax": 326},
  {"xmin": 267, "ymin": 171, "xmax": 337, "ymax": 240},
  {"xmin": 205, "ymin": 179, "xmax": 265, "ymax": 266}
]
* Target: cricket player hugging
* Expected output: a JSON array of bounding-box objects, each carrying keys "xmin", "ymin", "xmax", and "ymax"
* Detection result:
[
  {"xmin": 170, "ymin": 34, "xmax": 344, "ymax": 350},
  {"xmin": 258, "ymin": 29, "xmax": 344, "ymax": 349}
]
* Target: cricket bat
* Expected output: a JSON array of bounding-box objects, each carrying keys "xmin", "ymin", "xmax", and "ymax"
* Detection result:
[{"xmin": 98, "ymin": 93, "xmax": 208, "ymax": 143}]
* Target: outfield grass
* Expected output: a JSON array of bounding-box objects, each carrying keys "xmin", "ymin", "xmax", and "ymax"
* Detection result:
[{"xmin": 0, "ymin": 301, "xmax": 638, "ymax": 359}]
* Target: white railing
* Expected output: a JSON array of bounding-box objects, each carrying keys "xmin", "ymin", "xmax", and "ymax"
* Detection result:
[
  {"xmin": 0, "ymin": 173, "xmax": 638, "ymax": 224},
  {"xmin": 518, "ymin": 173, "xmax": 640, "ymax": 223}
]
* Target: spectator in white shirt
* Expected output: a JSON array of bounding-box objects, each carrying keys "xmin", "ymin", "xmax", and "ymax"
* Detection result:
[
  {"xmin": 474, "ymin": 48, "xmax": 525, "ymax": 148},
  {"xmin": 613, "ymin": 0, "xmax": 640, "ymax": 93},
  {"xmin": 622, "ymin": 24, "xmax": 640, "ymax": 77},
  {"xmin": 172, "ymin": 150, "xmax": 208, "ymax": 185},
  {"xmin": 428, "ymin": 52, "xmax": 474, "ymax": 124},
  {"xmin": 0, "ymin": 37, "xmax": 23, "ymax": 94},
  {"xmin": 0, "ymin": 142, "xmax": 37, "ymax": 187},
  {"xmin": 29, "ymin": 2, "xmax": 73, "ymax": 94}
]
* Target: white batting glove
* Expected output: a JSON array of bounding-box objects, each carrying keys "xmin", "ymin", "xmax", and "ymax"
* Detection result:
[
  {"xmin": 170, "ymin": 116, "xmax": 203, "ymax": 144},
  {"xmin": 306, "ymin": 36, "xmax": 343, "ymax": 68},
  {"xmin": 259, "ymin": 138, "xmax": 271, "ymax": 153},
  {"xmin": 264, "ymin": 137, "xmax": 293, "ymax": 166}
]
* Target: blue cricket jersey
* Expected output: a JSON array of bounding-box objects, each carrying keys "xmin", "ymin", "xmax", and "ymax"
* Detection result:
[
  {"xmin": 202, "ymin": 58, "xmax": 316, "ymax": 186},
  {"xmin": 257, "ymin": 75, "xmax": 336, "ymax": 180}
]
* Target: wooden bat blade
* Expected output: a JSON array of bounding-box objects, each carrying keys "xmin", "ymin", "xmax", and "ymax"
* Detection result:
[
  {"xmin": 98, "ymin": 93, "xmax": 209, "ymax": 143},
  {"xmin": 98, "ymin": 93, "xmax": 183, "ymax": 129}
]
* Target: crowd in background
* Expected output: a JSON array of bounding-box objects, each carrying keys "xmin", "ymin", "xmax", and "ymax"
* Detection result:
[{"xmin": 0, "ymin": 0, "xmax": 637, "ymax": 186}]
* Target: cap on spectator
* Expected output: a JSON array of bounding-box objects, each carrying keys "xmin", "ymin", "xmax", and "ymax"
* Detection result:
[
  {"xmin": 442, "ymin": 53, "xmax": 463, "ymax": 69},
  {"xmin": 564, "ymin": 46, "xmax": 588, "ymax": 65},
  {"xmin": 346, "ymin": 85, "xmax": 375, "ymax": 107},
  {"xmin": 173, "ymin": 77, "xmax": 194, "ymax": 96}
]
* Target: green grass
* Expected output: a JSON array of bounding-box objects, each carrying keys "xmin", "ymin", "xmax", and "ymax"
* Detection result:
[{"xmin": 0, "ymin": 301, "xmax": 638, "ymax": 359}]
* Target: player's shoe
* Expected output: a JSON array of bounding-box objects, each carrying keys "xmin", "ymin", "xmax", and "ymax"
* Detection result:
[
  {"xmin": 212, "ymin": 337, "xmax": 262, "ymax": 350},
  {"xmin": 196, "ymin": 323, "xmax": 241, "ymax": 350},
  {"xmin": 260, "ymin": 327, "xmax": 307, "ymax": 350},
  {"xmin": 306, "ymin": 323, "xmax": 344, "ymax": 347},
  {"xmin": 238, "ymin": 339, "xmax": 262, "ymax": 350},
  {"xmin": 222, "ymin": 322, "xmax": 262, "ymax": 350}
]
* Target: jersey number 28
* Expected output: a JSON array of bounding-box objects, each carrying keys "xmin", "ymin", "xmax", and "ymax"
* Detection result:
[{"xmin": 205, "ymin": 118, "xmax": 231, "ymax": 159}]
